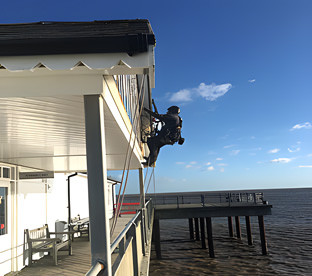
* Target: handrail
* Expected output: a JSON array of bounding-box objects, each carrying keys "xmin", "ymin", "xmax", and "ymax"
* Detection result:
[
  {"xmin": 85, "ymin": 199, "xmax": 154, "ymax": 276},
  {"xmin": 85, "ymin": 261, "xmax": 104, "ymax": 276},
  {"xmin": 110, "ymin": 212, "xmax": 140, "ymax": 254},
  {"xmin": 145, "ymin": 192, "xmax": 267, "ymax": 208}
]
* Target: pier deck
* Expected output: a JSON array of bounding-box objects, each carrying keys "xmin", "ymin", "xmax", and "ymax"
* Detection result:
[{"xmin": 153, "ymin": 201, "xmax": 272, "ymax": 259}]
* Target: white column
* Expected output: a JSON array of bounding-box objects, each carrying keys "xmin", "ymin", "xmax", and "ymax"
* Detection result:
[{"xmin": 84, "ymin": 95, "xmax": 111, "ymax": 276}]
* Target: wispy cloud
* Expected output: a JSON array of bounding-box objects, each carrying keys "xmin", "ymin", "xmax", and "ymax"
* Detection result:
[
  {"xmin": 288, "ymin": 147, "xmax": 300, "ymax": 153},
  {"xmin": 224, "ymin": 144, "xmax": 235, "ymax": 149},
  {"xmin": 169, "ymin": 82, "xmax": 232, "ymax": 102},
  {"xmin": 205, "ymin": 162, "xmax": 211, "ymax": 166},
  {"xmin": 268, "ymin": 148, "xmax": 280, "ymax": 154},
  {"xmin": 207, "ymin": 166, "xmax": 215, "ymax": 171},
  {"xmin": 298, "ymin": 165, "xmax": 312, "ymax": 168},
  {"xmin": 220, "ymin": 168, "xmax": 225, "ymax": 172},
  {"xmin": 271, "ymin": 158, "xmax": 292, "ymax": 163},
  {"xmin": 216, "ymin": 157, "xmax": 223, "ymax": 161},
  {"xmin": 176, "ymin": 162, "xmax": 185, "ymax": 165},
  {"xmin": 290, "ymin": 122, "xmax": 312, "ymax": 131},
  {"xmin": 218, "ymin": 163, "xmax": 228, "ymax": 166},
  {"xmin": 230, "ymin": 150, "xmax": 240, "ymax": 155},
  {"xmin": 248, "ymin": 79, "xmax": 256, "ymax": 83},
  {"xmin": 185, "ymin": 164, "xmax": 192, "ymax": 168},
  {"xmin": 169, "ymin": 89, "xmax": 192, "ymax": 102}
]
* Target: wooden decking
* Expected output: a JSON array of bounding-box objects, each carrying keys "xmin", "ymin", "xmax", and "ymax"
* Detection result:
[{"xmin": 11, "ymin": 215, "xmax": 134, "ymax": 276}]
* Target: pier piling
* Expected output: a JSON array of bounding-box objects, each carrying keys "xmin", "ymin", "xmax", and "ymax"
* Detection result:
[
  {"xmin": 258, "ymin": 215, "xmax": 268, "ymax": 255},
  {"xmin": 235, "ymin": 216, "xmax": 241, "ymax": 239},
  {"xmin": 188, "ymin": 218, "xmax": 194, "ymax": 240},
  {"xmin": 206, "ymin": 217, "xmax": 215, "ymax": 258},
  {"xmin": 153, "ymin": 219, "xmax": 162, "ymax": 259},
  {"xmin": 245, "ymin": 216, "xmax": 253, "ymax": 245},
  {"xmin": 228, "ymin": 216, "xmax": 234, "ymax": 237},
  {"xmin": 194, "ymin": 218, "xmax": 200, "ymax": 241},
  {"xmin": 200, "ymin": 218, "xmax": 206, "ymax": 249}
]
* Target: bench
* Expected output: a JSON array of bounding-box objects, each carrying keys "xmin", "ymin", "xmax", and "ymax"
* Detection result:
[
  {"xmin": 71, "ymin": 215, "xmax": 90, "ymax": 241},
  {"xmin": 24, "ymin": 224, "xmax": 73, "ymax": 266}
]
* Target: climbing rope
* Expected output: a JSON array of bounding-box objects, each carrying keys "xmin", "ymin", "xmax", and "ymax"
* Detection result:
[{"xmin": 110, "ymin": 75, "xmax": 146, "ymax": 236}]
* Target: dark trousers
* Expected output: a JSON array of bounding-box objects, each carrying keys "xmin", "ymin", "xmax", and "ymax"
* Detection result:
[{"xmin": 147, "ymin": 135, "xmax": 167, "ymax": 165}]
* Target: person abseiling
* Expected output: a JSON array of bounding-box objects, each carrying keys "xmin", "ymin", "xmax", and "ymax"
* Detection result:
[{"xmin": 143, "ymin": 105, "xmax": 185, "ymax": 167}]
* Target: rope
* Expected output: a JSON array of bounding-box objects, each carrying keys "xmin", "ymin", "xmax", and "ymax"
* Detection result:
[
  {"xmin": 110, "ymin": 75, "xmax": 146, "ymax": 236},
  {"xmin": 145, "ymin": 167, "xmax": 154, "ymax": 194}
]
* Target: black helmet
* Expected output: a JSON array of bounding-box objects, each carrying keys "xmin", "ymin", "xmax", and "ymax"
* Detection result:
[{"xmin": 167, "ymin": 106, "xmax": 180, "ymax": 114}]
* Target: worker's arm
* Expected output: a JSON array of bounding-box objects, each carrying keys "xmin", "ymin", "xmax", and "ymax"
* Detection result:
[{"xmin": 144, "ymin": 107, "xmax": 163, "ymax": 120}]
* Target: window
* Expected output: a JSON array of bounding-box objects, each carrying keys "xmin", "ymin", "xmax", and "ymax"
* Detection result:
[
  {"xmin": 2, "ymin": 167, "xmax": 10, "ymax": 179},
  {"xmin": 0, "ymin": 187, "xmax": 8, "ymax": 235}
]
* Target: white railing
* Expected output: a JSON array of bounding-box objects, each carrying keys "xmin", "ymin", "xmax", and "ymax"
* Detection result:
[{"xmin": 86, "ymin": 199, "xmax": 153, "ymax": 276}]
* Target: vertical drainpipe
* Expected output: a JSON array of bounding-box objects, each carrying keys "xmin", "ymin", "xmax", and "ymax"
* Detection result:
[{"xmin": 67, "ymin": 173, "xmax": 78, "ymax": 230}]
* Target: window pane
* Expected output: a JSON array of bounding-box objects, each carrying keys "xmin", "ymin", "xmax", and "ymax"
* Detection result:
[
  {"xmin": 3, "ymin": 168, "xmax": 10, "ymax": 179},
  {"xmin": 0, "ymin": 187, "xmax": 8, "ymax": 235}
]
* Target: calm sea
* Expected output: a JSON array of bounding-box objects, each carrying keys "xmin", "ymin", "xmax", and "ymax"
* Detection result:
[{"xmin": 148, "ymin": 188, "xmax": 312, "ymax": 276}]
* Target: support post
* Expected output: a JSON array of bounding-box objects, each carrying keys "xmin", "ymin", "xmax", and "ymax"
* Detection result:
[
  {"xmin": 228, "ymin": 216, "xmax": 234, "ymax": 237},
  {"xmin": 84, "ymin": 95, "xmax": 111, "ymax": 276},
  {"xmin": 194, "ymin": 218, "xmax": 200, "ymax": 241},
  {"xmin": 258, "ymin": 216, "xmax": 268, "ymax": 255},
  {"xmin": 235, "ymin": 216, "xmax": 241, "ymax": 239},
  {"xmin": 206, "ymin": 217, "xmax": 215, "ymax": 258},
  {"xmin": 245, "ymin": 216, "xmax": 253, "ymax": 245},
  {"xmin": 200, "ymin": 218, "xmax": 206, "ymax": 249},
  {"xmin": 153, "ymin": 219, "xmax": 161, "ymax": 259},
  {"xmin": 188, "ymin": 218, "xmax": 194, "ymax": 240},
  {"xmin": 138, "ymin": 168, "xmax": 147, "ymax": 247},
  {"xmin": 139, "ymin": 168, "xmax": 145, "ymax": 209}
]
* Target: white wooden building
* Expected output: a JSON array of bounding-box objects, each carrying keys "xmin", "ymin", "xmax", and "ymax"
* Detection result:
[{"xmin": 0, "ymin": 20, "xmax": 155, "ymax": 275}]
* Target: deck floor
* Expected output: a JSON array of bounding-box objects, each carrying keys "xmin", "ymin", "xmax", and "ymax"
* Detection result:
[{"xmin": 11, "ymin": 215, "xmax": 134, "ymax": 276}]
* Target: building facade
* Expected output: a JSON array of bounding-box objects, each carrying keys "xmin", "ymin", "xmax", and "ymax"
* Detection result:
[{"xmin": 0, "ymin": 20, "xmax": 155, "ymax": 275}]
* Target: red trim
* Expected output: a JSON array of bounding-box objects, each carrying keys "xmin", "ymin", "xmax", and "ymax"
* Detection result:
[
  {"xmin": 120, "ymin": 211, "xmax": 136, "ymax": 214},
  {"xmin": 115, "ymin": 202, "xmax": 140, "ymax": 206}
]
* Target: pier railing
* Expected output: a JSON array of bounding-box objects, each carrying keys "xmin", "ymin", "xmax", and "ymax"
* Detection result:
[
  {"xmin": 86, "ymin": 199, "xmax": 154, "ymax": 276},
  {"xmin": 149, "ymin": 192, "xmax": 266, "ymax": 208}
]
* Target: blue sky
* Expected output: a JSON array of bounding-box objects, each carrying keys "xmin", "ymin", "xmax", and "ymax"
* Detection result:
[{"xmin": 2, "ymin": 0, "xmax": 312, "ymax": 193}]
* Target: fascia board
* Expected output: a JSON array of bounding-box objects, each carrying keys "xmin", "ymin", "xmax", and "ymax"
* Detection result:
[
  {"xmin": 0, "ymin": 52, "xmax": 154, "ymax": 72},
  {"xmin": 0, "ymin": 74, "xmax": 104, "ymax": 97}
]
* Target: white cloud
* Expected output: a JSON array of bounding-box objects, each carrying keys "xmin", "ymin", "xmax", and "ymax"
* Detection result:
[
  {"xmin": 190, "ymin": 161, "xmax": 197, "ymax": 165},
  {"xmin": 205, "ymin": 162, "xmax": 211, "ymax": 166},
  {"xmin": 197, "ymin": 83, "xmax": 232, "ymax": 101},
  {"xmin": 248, "ymin": 79, "xmax": 256, "ymax": 83},
  {"xmin": 169, "ymin": 82, "xmax": 232, "ymax": 102},
  {"xmin": 298, "ymin": 165, "xmax": 312, "ymax": 168},
  {"xmin": 271, "ymin": 158, "xmax": 292, "ymax": 163},
  {"xmin": 230, "ymin": 150, "xmax": 240, "ymax": 155},
  {"xmin": 224, "ymin": 144, "xmax": 235, "ymax": 149},
  {"xmin": 220, "ymin": 168, "xmax": 225, "ymax": 172},
  {"xmin": 288, "ymin": 147, "xmax": 300, "ymax": 153},
  {"xmin": 218, "ymin": 163, "xmax": 227, "ymax": 166},
  {"xmin": 169, "ymin": 89, "xmax": 193, "ymax": 102},
  {"xmin": 185, "ymin": 164, "xmax": 192, "ymax": 168},
  {"xmin": 290, "ymin": 122, "xmax": 312, "ymax": 131},
  {"xmin": 207, "ymin": 166, "xmax": 215, "ymax": 171},
  {"xmin": 216, "ymin": 158, "xmax": 223, "ymax": 161},
  {"xmin": 268, "ymin": 148, "xmax": 280, "ymax": 154}
]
